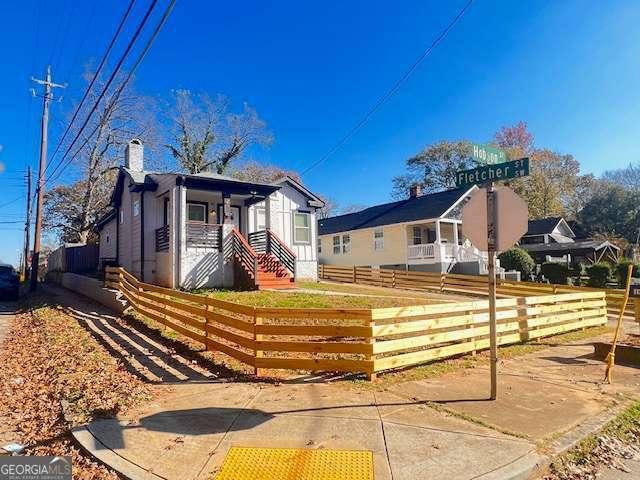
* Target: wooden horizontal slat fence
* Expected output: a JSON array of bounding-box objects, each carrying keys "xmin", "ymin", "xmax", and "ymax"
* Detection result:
[
  {"xmin": 105, "ymin": 266, "xmax": 608, "ymax": 379},
  {"xmin": 318, "ymin": 264, "xmax": 636, "ymax": 317}
]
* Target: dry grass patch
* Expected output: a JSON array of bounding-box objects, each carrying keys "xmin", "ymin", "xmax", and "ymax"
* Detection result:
[{"xmin": 196, "ymin": 288, "xmax": 426, "ymax": 309}]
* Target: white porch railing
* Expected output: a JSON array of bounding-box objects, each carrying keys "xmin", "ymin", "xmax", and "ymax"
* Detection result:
[{"xmin": 407, "ymin": 243, "xmax": 435, "ymax": 259}]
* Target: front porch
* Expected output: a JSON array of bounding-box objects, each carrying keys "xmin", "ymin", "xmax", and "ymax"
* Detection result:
[
  {"xmin": 151, "ymin": 174, "xmax": 295, "ymax": 290},
  {"xmin": 406, "ymin": 220, "xmax": 488, "ymax": 274}
]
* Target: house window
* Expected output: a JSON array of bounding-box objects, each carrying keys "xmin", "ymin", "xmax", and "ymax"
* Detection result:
[
  {"xmin": 133, "ymin": 200, "xmax": 140, "ymax": 217},
  {"xmin": 413, "ymin": 226, "xmax": 422, "ymax": 245},
  {"xmin": 293, "ymin": 212, "xmax": 311, "ymax": 244},
  {"xmin": 256, "ymin": 208, "xmax": 266, "ymax": 230},
  {"xmin": 106, "ymin": 234, "xmax": 110, "ymax": 244},
  {"xmin": 333, "ymin": 236, "xmax": 341, "ymax": 254},
  {"xmin": 342, "ymin": 234, "xmax": 351, "ymax": 254},
  {"xmin": 317, "ymin": 239, "xmax": 322, "ymax": 254},
  {"xmin": 187, "ymin": 202, "xmax": 207, "ymax": 223},
  {"xmin": 374, "ymin": 228, "xmax": 384, "ymax": 251},
  {"xmin": 119, "ymin": 210, "xmax": 124, "ymax": 224}
]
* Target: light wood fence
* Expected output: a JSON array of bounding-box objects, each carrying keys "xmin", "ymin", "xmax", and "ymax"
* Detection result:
[
  {"xmin": 319, "ymin": 265, "xmax": 637, "ymax": 318},
  {"xmin": 105, "ymin": 266, "xmax": 608, "ymax": 379}
]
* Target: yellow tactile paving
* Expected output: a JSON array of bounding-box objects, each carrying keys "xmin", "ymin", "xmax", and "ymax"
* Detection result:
[{"xmin": 215, "ymin": 446, "xmax": 374, "ymax": 480}]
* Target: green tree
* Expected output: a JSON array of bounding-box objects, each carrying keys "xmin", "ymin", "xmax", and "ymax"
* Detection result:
[
  {"xmin": 578, "ymin": 181, "xmax": 639, "ymax": 243},
  {"xmin": 391, "ymin": 140, "xmax": 475, "ymax": 199}
]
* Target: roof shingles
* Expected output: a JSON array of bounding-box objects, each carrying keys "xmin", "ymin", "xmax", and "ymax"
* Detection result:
[{"xmin": 318, "ymin": 188, "xmax": 471, "ymax": 236}]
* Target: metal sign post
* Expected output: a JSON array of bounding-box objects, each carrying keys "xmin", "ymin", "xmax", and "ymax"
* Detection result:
[
  {"xmin": 486, "ymin": 181, "xmax": 498, "ymax": 400},
  {"xmin": 458, "ymin": 144, "xmax": 531, "ymax": 401}
]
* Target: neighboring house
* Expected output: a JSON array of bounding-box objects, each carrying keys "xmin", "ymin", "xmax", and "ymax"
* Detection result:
[
  {"xmin": 317, "ymin": 185, "xmax": 491, "ymax": 274},
  {"xmin": 97, "ymin": 139, "xmax": 324, "ymax": 290},
  {"xmin": 518, "ymin": 217, "xmax": 620, "ymax": 265}
]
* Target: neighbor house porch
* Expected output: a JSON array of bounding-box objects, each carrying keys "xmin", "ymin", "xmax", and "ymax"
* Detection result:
[{"xmin": 405, "ymin": 219, "xmax": 489, "ymax": 274}]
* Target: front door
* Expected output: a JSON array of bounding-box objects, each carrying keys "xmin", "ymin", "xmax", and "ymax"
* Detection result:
[{"xmin": 218, "ymin": 205, "xmax": 242, "ymax": 233}]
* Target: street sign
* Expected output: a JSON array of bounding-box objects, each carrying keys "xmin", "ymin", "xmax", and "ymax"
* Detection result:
[
  {"xmin": 455, "ymin": 158, "xmax": 529, "ymax": 189},
  {"xmin": 471, "ymin": 143, "xmax": 506, "ymax": 165},
  {"xmin": 461, "ymin": 187, "xmax": 529, "ymax": 252}
]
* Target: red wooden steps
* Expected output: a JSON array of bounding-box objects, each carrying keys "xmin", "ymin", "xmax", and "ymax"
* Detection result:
[{"xmin": 256, "ymin": 253, "xmax": 295, "ymax": 290}]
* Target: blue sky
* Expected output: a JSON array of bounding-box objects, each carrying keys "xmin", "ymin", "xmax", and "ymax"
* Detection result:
[{"xmin": 1, "ymin": 0, "xmax": 639, "ymax": 265}]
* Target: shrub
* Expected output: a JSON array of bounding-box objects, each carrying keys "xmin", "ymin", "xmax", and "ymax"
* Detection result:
[
  {"xmin": 586, "ymin": 262, "xmax": 611, "ymax": 288},
  {"xmin": 498, "ymin": 247, "xmax": 535, "ymax": 279},
  {"xmin": 541, "ymin": 262, "xmax": 570, "ymax": 285},
  {"xmin": 615, "ymin": 259, "xmax": 640, "ymax": 286},
  {"xmin": 569, "ymin": 263, "xmax": 585, "ymax": 286}
]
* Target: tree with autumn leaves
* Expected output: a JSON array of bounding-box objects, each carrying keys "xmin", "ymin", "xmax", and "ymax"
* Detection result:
[{"xmin": 392, "ymin": 121, "xmax": 639, "ymax": 248}]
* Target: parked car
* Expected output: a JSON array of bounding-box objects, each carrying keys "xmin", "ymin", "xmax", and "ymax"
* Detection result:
[{"xmin": 0, "ymin": 263, "xmax": 19, "ymax": 300}]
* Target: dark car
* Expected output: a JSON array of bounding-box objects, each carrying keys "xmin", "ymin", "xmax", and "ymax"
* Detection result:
[{"xmin": 0, "ymin": 264, "xmax": 19, "ymax": 300}]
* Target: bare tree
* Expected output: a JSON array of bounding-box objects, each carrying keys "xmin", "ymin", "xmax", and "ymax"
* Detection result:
[
  {"xmin": 44, "ymin": 71, "xmax": 158, "ymax": 243},
  {"xmin": 165, "ymin": 90, "xmax": 273, "ymax": 174},
  {"xmin": 229, "ymin": 160, "xmax": 300, "ymax": 184}
]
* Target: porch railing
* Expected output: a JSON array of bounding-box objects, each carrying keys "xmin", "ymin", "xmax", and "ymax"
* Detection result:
[
  {"xmin": 155, "ymin": 225, "xmax": 169, "ymax": 252},
  {"xmin": 248, "ymin": 229, "xmax": 296, "ymax": 278},
  {"xmin": 186, "ymin": 222, "xmax": 222, "ymax": 249},
  {"xmin": 407, "ymin": 243, "xmax": 435, "ymax": 259}
]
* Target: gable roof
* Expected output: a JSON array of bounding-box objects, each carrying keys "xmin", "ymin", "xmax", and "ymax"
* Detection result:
[
  {"xmin": 318, "ymin": 187, "xmax": 474, "ymax": 236},
  {"xmin": 525, "ymin": 217, "xmax": 566, "ymax": 236},
  {"xmin": 271, "ymin": 175, "xmax": 325, "ymax": 208}
]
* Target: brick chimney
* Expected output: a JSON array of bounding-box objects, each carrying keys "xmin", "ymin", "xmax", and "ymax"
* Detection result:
[
  {"xmin": 125, "ymin": 138, "xmax": 144, "ymax": 171},
  {"xmin": 409, "ymin": 184, "xmax": 422, "ymax": 198}
]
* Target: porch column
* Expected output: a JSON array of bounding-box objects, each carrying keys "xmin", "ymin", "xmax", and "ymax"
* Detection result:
[
  {"xmin": 435, "ymin": 220, "xmax": 442, "ymax": 263},
  {"xmin": 453, "ymin": 221, "xmax": 459, "ymax": 245},
  {"xmin": 222, "ymin": 192, "xmax": 231, "ymax": 224},
  {"xmin": 264, "ymin": 195, "xmax": 272, "ymax": 230}
]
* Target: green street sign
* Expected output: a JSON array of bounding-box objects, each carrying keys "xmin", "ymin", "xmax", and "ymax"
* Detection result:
[
  {"xmin": 455, "ymin": 158, "xmax": 529, "ymax": 189},
  {"xmin": 471, "ymin": 143, "xmax": 506, "ymax": 165}
]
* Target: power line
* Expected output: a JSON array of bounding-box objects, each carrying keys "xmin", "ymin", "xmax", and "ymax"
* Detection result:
[
  {"xmin": 45, "ymin": 0, "xmax": 160, "ymax": 182},
  {"xmin": 300, "ymin": 0, "xmax": 474, "ymax": 177},
  {"xmin": 0, "ymin": 197, "xmax": 23, "ymax": 209},
  {"xmin": 46, "ymin": 0, "xmax": 138, "ymax": 171},
  {"xmin": 47, "ymin": 0, "xmax": 178, "ymax": 187}
]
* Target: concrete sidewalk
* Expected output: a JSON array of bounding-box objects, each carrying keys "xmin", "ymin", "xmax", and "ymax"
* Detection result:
[{"xmin": 71, "ymin": 335, "xmax": 640, "ymax": 480}]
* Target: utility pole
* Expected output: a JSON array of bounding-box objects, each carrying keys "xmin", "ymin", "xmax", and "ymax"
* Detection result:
[
  {"xmin": 29, "ymin": 66, "xmax": 65, "ymax": 291},
  {"xmin": 22, "ymin": 166, "xmax": 32, "ymax": 280}
]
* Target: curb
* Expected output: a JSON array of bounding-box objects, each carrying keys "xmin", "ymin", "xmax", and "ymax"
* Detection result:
[{"xmin": 72, "ymin": 422, "xmax": 162, "ymax": 480}]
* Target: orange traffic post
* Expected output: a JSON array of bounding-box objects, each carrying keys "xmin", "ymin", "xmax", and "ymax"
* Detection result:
[{"xmin": 604, "ymin": 264, "xmax": 633, "ymax": 384}]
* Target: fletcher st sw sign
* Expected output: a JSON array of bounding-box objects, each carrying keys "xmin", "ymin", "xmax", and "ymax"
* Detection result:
[{"xmin": 455, "ymin": 158, "xmax": 529, "ymax": 189}]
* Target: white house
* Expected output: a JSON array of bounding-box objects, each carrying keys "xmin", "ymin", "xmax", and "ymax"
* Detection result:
[
  {"xmin": 97, "ymin": 139, "xmax": 324, "ymax": 290},
  {"xmin": 318, "ymin": 185, "xmax": 491, "ymax": 274}
]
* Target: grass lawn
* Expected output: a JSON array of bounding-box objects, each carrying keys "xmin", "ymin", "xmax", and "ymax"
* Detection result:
[
  {"xmin": 298, "ymin": 280, "xmax": 462, "ymax": 302},
  {"xmin": 196, "ymin": 288, "xmax": 429, "ymax": 309}
]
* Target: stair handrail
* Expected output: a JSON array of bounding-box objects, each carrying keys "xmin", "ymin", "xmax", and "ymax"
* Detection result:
[
  {"xmin": 231, "ymin": 227, "xmax": 258, "ymax": 281},
  {"xmin": 265, "ymin": 229, "xmax": 296, "ymax": 279}
]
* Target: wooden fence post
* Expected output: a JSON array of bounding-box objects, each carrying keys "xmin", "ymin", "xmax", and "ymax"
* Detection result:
[
  {"xmin": 635, "ymin": 299, "xmax": 640, "ymax": 333},
  {"xmin": 352, "ymin": 266, "xmax": 357, "ymax": 284},
  {"xmin": 468, "ymin": 310, "xmax": 476, "ymax": 356},
  {"xmin": 367, "ymin": 312, "xmax": 376, "ymax": 381},
  {"xmin": 253, "ymin": 309, "xmax": 263, "ymax": 377},
  {"xmin": 392, "ymin": 270, "xmax": 396, "ymax": 289},
  {"xmin": 204, "ymin": 303, "xmax": 212, "ymax": 351},
  {"xmin": 440, "ymin": 273, "xmax": 445, "ymax": 293}
]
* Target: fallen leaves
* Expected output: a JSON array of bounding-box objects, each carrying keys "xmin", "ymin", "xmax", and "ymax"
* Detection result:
[{"xmin": 0, "ymin": 297, "xmax": 152, "ymax": 479}]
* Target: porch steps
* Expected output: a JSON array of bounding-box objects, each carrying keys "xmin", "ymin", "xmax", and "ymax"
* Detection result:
[{"xmin": 256, "ymin": 253, "xmax": 295, "ymax": 290}]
